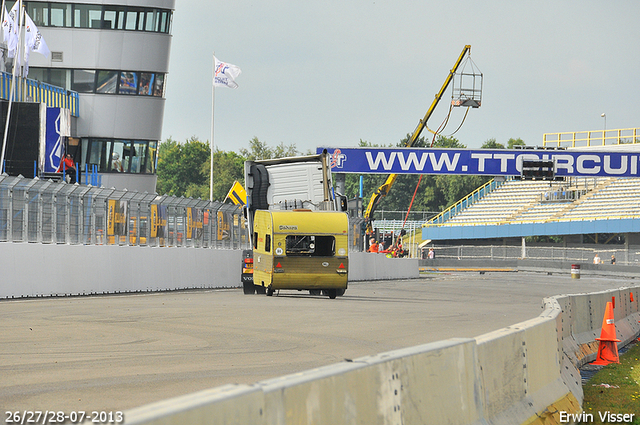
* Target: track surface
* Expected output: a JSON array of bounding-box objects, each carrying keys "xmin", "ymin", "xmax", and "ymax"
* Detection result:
[{"xmin": 0, "ymin": 272, "xmax": 632, "ymax": 413}]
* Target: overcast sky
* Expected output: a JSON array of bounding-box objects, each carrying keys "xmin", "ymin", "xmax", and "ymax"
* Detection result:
[{"xmin": 161, "ymin": 1, "xmax": 640, "ymax": 154}]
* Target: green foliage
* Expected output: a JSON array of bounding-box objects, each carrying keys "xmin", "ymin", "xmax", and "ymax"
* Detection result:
[
  {"xmin": 239, "ymin": 136, "xmax": 300, "ymax": 160},
  {"xmin": 209, "ymin": 149, "xmax": 246, "ymax": 201},
  {"xmin": 156, "ymin": 136, "xmax": 211, "ymax": 197},
  {"xmin": 507, "ymin": 138, "xmax": 526, "ymax": 148},
  {"xmin": 481, "ymin": 138, "xmax": 505, "ymax": 149}
]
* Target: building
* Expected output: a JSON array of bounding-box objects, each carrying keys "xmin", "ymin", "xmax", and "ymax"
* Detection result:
[{"xmin": 22, "ymin": 0, "xmax": 175, "ymax": 192}]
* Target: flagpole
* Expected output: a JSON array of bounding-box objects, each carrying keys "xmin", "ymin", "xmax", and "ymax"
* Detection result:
[
  {"xmin": 209, "ymin": 52, "xmax": 215, "ymax": 201},
  {"xmin": 0, "ymin": 0, "xmax": 22, "ymax": 174}
]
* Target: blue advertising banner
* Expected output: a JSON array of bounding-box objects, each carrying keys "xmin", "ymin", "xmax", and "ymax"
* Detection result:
[
  {"xmin": 44, "ymin": 107, "xmax": 64, "ymax": 173},
  {"xmin": 318, "ymin": 147, "xmax": 640, "ymax": 177}
]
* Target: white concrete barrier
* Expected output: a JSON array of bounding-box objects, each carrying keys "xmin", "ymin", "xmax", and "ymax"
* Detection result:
[
  {"xmin": 348, "ymin": 252, "xmax": 419, "ymax": 281},
  {"xmin": 0, "ymin": 244, "xmax": 417, "ymax": 298},
  {"xmin": 0, "ymin": 244, "xmax": 242, "ymax": 298}
]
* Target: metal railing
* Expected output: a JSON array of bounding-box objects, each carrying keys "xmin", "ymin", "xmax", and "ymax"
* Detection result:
[
  {"xmin": 425, "ymin": 178, "xmax": 503, "ymax": 226},
  {"xmin": 0, "ymin": 71, "xmax": 79, "ymax": 117},
  {"xmin": 426, "ymin": 244, "xmax": 637, "ymax": 265},
  {"xmin": 0, "ymin": 174, "xmax": 249, "ymax": 248},
  {"xmin": 542, "ymin": 127, "xmax": 640, "ymax": 148}
]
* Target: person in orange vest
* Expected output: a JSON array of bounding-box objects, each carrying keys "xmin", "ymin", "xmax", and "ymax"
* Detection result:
[
  {"xmin": 368, "ymin": 238, "xmax": 379, "ymax": 253},
  {"xmin": 57, "ymin": 154, "xmax": 77, "ymax": 183}
]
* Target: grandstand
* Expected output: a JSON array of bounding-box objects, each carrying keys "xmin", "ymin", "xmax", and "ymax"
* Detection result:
[
  {"xmin": 424, "ymin": 175, "xmax": 640, "ymax": 236},
  {"xmin": 422, "ymin": 132, "xmax": 640, "ymax": 246},
  {"xmin": 424, "ymin": 177, "xmax": 640, "ymax": 230}
]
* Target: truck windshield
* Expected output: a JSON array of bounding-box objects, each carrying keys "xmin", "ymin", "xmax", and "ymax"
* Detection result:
[{"xmin": 285, "ymin": 235, "xmax": 335, "ymax": 256}]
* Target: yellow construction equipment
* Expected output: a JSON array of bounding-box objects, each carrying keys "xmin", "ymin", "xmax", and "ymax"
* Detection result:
[{"xmin": 363, "ymin": 45, "xmax": 481, "ymax": 235}]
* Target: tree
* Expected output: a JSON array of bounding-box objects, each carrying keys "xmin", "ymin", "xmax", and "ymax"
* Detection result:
[
  {"xmin": 481, "ymin": 138, "xmax": 505, "ymax": 149},
  {"xmin": 507, "ymin": 138, "xmax": 526, "ymax": 149},
  {"xmin": 156, "ymin": 136, "xmax": 211, "ymax": 197},
  {"xmin": 239, "ymin": 136, "xmax": 299, "ymax": 160},
  {"xmin": 208, "ymin": 149, "xmax": 245, "ymax": 201}
]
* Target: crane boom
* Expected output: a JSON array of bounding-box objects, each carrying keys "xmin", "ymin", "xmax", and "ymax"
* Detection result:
[{"xmin": 363, "ymin": 45, "xmax": 472, "ymax": 235}]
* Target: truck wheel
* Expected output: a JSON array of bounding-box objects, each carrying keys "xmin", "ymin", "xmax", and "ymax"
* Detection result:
[
  {"xmin": 327, "ymin": 289, "xmax": 337, "ymax": 299},
  {"xmin": 256, "ymin": 285, "xmax": 266, "ymax": 294},
  {"xmin": 309, "ymin": 289, "xmax": 321, "ymax": 295},
  {"xmin": 266, "ymin": 286, "xmax": 274, "ymax": 296},
  {"xmin": 243, "ymin": 281, "xmax": 255, "ymax": 295}
]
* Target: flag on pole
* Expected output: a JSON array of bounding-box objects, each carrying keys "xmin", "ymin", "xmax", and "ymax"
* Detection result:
[
  {"xmin": 24, "ymin": 10, "xmax": 49, "ymax": 57},
  {"xmin": 3, "ymin": 2, "xmax": 18, "ymax": 57},
  {"xmin": 213, "ymin": 56, "xmax": 241, "ymax": 89}
]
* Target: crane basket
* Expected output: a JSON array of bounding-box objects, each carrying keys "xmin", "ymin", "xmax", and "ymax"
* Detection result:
[{"xmin": 451, "ymin": 55, "xmax": 483, "ymax": 108}]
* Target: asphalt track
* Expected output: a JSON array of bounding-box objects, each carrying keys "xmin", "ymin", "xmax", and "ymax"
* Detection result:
[{"xmin": 0, "ymin": 271, "xmax": 633, "ymax": 414}]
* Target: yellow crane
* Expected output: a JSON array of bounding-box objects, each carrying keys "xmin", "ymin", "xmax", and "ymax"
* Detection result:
[{"xmin": 363, "ymin": 45, "xmax": 481, "ymax": 235}]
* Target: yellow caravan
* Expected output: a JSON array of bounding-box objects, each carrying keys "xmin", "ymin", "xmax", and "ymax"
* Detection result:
[{"xmin": 252, "ymin": 209, "xmax": 348, "ymax": 299}]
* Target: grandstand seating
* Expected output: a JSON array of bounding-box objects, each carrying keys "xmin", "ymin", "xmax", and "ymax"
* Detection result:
[{"xmin": 433, "ymin": 176, "xmax": 639, "ymax": 226}]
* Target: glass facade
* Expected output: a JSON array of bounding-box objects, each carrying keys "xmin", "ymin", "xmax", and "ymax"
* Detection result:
[
  {"xmin": 30, "ymin": 68, "xmax": 166, "ymax": 97},
  {"xmin": 81, "ymin": 138, "xmax": 157, "ymax": 174},
  {"xmin": 25, "ymin": 2, "xmax": 172, "ymax": 33}
]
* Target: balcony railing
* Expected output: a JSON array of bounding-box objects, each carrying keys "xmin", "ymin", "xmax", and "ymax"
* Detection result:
[{"xmin": 0, "ymin": 71, "xmax": 79, "ymax": 117}]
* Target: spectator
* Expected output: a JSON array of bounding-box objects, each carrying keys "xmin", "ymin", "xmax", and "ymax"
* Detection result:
[
  {"xmin": 428, "ymin": 248, "xmax": 435, "ymax": 259},
  {"xmin": 611, "ymin": 254, "xmax": 616, "ymax": 265},
  {"xmin": 112, "ymin": 152, "xmax": 123, "ymax": 172},
  {"xmin": 56, "ymin": 154, "xmax": 76, "ymax": 183},
  {"xmin": 368, "ymin": 238, "xmax": 379, "ymax": 253},
  {"xmin": 593, "ymin": 253, "xmax": 601, "ymax": 265}
]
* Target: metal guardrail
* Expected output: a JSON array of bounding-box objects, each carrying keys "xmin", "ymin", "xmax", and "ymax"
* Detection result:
[
  {"xmin": 542, "ymin": 127, "xmax": 640, "ymax": 148},
  {"xmin": 0, "ymin": 71, "xmax": 79, "ymax": 117}
]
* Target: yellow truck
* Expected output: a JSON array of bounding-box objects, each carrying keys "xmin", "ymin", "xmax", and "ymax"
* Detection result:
[{"xmin": 251, "ymin": 209, "xmax": 348, "ymax": 299}]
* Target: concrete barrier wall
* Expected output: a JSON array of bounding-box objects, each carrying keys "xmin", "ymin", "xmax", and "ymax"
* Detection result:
[
  {"xmin": 0, "ymin": 243, "xmax": 242, "ymax": 298},
  {"xmin": 348, "ymin": 252, "xmax": 419, "ymax": 281},
  {"xmin": 0, "ymin": 244, "xmax": 417, "ymax": 299},
  {"xmin": 122, "ymin": 285, "xmax": 640, "ymax": 425}
]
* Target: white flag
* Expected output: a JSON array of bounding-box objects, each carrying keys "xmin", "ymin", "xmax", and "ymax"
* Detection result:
[
  {"xmin": 213, "ymin": 56, "xmax": 241, "ymax": 89},
  {"xmin": 3, "ymin": 2, "xmax": 18, "ymax": 57},
  {"xmin": 24, "ymin": 11, "xmax": 49, "ymax": 57}
]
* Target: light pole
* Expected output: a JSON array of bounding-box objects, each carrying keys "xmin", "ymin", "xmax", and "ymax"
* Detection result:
[{"xmin": 601, "ymin": 113, "xmax": 606, "ymax": 145}]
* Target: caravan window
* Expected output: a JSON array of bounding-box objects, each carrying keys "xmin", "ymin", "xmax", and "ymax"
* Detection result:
[
  {"xmin": 286, "ymin": 235, "xmax": 335, "ymax": 256},
  {"xmin": 265, "ymin": 234, "xmax": 271, "ymax": 252}
]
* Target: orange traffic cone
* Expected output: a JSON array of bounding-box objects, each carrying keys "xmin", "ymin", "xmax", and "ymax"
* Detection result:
[{"xmin": 592, "ymin": 302, "xmax": 620, "ymax": 365}]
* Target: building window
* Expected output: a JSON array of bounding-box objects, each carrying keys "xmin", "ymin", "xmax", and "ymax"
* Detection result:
[
  {"xmin": 96, "ymin": 70, "xmax": 118, "ymax": 94},
  {"xmin": 119, "ymin": 72, "xmax": 138, "ymax": 95},
  {"xmin": 83, "ymin": 138, "xmax": 157, "ymax": 174},
  {"xmin": 153, "ymin": 74, "xmax": 165, "ymax": 97},
  {"xmin": 139, "ymin": 72, "xmax": 153, "ymax": 96},
  {"xmin": 50, "ymin": 3, "xmax": 72, "ymax": 27},
  {"xmin": 147, "ymin": 141, "xmax": 157, "ymax": 174},
  {"xmin": 26, "ymin": 2, "xmax": 49, "ymax": 26},
  {"xmin": 24, "ymin": 2, "xmax": 172, "ymax": 34},
  {"xmin": 71, "ymin": 69, "xmax": 95, "ymax": 93},
  {"xmin": 32, "ymin": 67, "xmax": 166, "ymax": 98}
]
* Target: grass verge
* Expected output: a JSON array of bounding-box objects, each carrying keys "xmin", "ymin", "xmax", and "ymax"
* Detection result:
[{"xmin": 580, "ymin": 340, "xmax": 640, "ymax": 424}]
